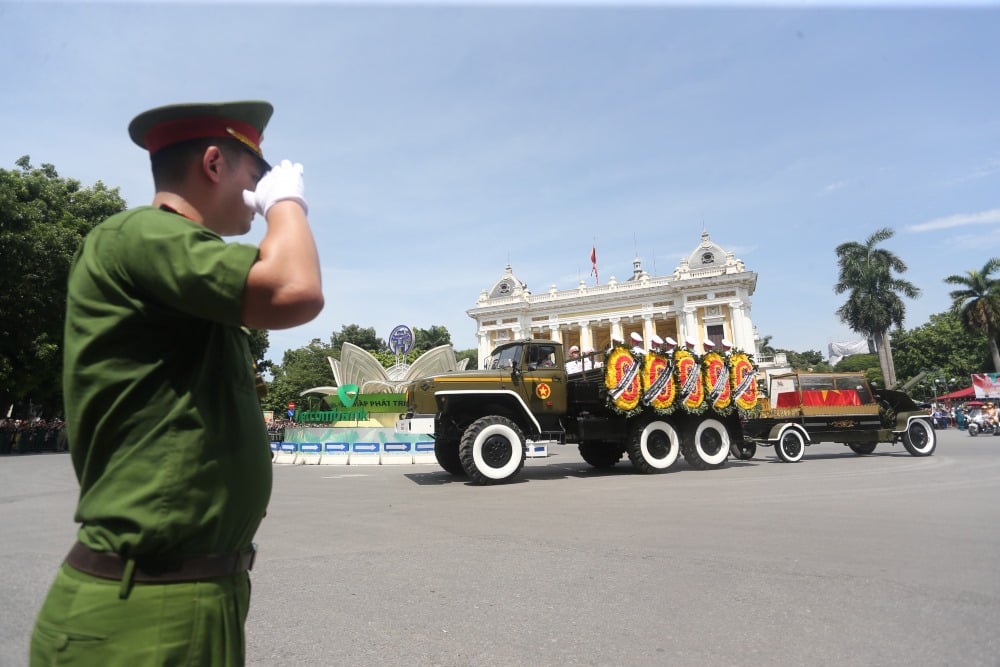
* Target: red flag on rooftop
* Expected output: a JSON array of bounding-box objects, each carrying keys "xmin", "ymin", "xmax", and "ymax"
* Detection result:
[{"xmin": 590, "ymin": 246, "xmax": 599, "ymax": 284}]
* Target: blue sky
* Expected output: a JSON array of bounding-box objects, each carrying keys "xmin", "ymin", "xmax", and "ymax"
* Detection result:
[{"xmin": 3, "ymin": 1, "xmax": 999, "ymax": 365}]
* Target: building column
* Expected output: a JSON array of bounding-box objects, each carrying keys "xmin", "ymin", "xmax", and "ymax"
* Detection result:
[
  {"xmin": 679, "ymin": 306, "xmax": 698, "ymax": 345},
  {"xmin": 580, "ymin": 321, "xmax": 594, "ymax": 353},
  {"xmin": 609, "ymin": 318, "xmax": 623, "ymax": 344},
  {"xmin": 548, "ymin": 324, "xmax": 563, "ymax": 344},
  {"xmin": 642, "ymin": 315, "xmax": 656, "ymax": 349},
  {"xmin": 477, "ymin": 331, "xmax": 492, "ymax": 368},
  {"xmin": 729, "ymin": 301, "xmax": 753, "ymax": 351}
]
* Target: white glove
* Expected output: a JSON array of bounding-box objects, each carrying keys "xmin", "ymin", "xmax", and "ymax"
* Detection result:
[{"xmin": 242, "ymin": 159, "xmax": 309, "ymax": 217}]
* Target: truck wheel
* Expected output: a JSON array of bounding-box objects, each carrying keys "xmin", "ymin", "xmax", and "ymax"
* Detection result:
[
  {"xmin": 775, "ymin": 429, "xmax": 805, "ymax": 462},
  {"xmin": 434, "ymin": 436, "xmax": 466, "ymax": 476},
  {"xmin": 849, "ymin": 443, "xmax": 877, "ymax": 455},
  {"xmin": 579, "ymin": 441, "xmax": 623, "ymax": 469},
  {"xmin": 730, "ymin": 440, "xmax": 756, "ymax": 460},
  {"xmin": 460, "ymin": 416, "xmax": 526, "ymax": 485},
  {"xmin": 681, "ymin": 418, "xmax": 730, "ymax": 469},
  {"xmin": 902, "ymin": 418, "xmax": 936, "ymax": 457},
  {"xmin": 627, "ymin": 421, "xmax": 680, "ymax": 473}
]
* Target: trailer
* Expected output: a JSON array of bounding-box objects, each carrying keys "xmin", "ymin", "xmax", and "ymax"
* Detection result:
[{"xmin": 738, "ymin": 371, "xmax": 936, "ymax": 461}]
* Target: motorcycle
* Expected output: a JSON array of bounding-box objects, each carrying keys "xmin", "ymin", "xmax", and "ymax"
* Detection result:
[{"xmin": 967, "ymin": 409, "xmax": 999, "ymax": 436}]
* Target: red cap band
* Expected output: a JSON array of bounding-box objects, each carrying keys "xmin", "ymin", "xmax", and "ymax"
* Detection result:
[{"xmin": 143, "ymin": 116, "xmax": 263, "ymax": 156}]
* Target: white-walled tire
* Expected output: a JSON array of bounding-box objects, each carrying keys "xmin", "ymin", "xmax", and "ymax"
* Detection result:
[
  {"xmin": 627, "ymin": 420, "xmax": 681, "ymax": 474},
  {"xmin": 775, "ymin": 428, "xmax": 806, "ymax": 462},
  {"xmin": 902, "ymin": 418, "xmax": 936, "ymax": 457},
  {"xmin": 459, "ymin": 416, "xmax": 526, "ymax": 485},
  {"xmin": 682, "ymin": 418, "xmax": 730, "ymax": 469}
]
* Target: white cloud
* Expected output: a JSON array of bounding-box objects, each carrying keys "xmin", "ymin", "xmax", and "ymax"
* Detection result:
[
  {"xmin": 907, "ymin": 208, "xmax": 1000, "ymax": 233},
  {"xmin": 822, "ymin": 180, "xmax": 846, "ymax": 194}
]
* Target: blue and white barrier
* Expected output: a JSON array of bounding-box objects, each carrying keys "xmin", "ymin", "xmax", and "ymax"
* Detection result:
[
  {"xmin": 274, "ymin": 442, "xmax": 298, "ymax": 465},
  {"xmin": 412, "ymin": 441, "xmax": 437, "ymax": 465},
  {"xmin": 349, "ymin": 441, "xmax": 382, "ymax": 465},
  {"xmin": 320, "ymin": 442, "xmax": 350, "ymax": 465},
  {"xmin": 297, "ymin": 442, "xmax": 322, "ymax": 465},
  {"xmin": 381, "ymin": 441, "xmax": 413, "ymax": 465}
]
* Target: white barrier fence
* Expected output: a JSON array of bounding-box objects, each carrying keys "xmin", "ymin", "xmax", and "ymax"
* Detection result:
[{"xmin": 271, "ymin": 438, "xmax": 553, "ymax": 465}]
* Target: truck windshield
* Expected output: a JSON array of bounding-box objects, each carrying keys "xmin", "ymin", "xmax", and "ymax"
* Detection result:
[{"xmin": 485, "ymin": 344, "xmax": 524, "ymax": 370}]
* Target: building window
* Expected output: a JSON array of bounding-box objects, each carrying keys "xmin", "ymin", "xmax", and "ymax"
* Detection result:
[{"xmin": 707, "ymin": 324, "xmax": 724, "ymax": 349}]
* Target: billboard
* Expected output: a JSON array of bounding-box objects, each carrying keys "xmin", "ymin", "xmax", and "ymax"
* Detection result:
[{"xmin": 971, "ymin": 373, "xmax": 1000, "ymax": 399}]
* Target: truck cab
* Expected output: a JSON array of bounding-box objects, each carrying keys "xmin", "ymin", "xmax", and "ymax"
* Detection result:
[{"xmin": 396, "ymin": 339, "xmax": 569, "ymax": 484}]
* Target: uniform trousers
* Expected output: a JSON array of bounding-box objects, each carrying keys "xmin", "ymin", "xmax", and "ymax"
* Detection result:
[{"xmin": 30, "ymin": 563, "xmax": 251, "ymax": 666}]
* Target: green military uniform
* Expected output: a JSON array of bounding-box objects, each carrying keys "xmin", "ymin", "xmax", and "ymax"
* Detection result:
[{"xmin": 31, "ymin": 206, "xmax": 271, "ymax": 666}]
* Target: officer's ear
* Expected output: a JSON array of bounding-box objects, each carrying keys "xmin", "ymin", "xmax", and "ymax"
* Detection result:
[{"xmin": 201, "ymin": 145, "xmax": 225, "ymax": 183}]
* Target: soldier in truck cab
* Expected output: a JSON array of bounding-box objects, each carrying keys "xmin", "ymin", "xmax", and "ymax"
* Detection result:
[{"xmin": 531, "ymin": 345, "xmax": 555, "ymax": 368}]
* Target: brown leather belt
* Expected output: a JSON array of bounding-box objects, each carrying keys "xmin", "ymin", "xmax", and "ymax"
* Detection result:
[{"xmin": 65, "ymin": 541, "xmax": 256, "ymax": 583}]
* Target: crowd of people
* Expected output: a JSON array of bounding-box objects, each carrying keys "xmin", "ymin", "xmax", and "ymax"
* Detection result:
[
  {"xmin": 932, "ymin": 401, "xmax": 998, "ymax": 430},
  {"xmin": 0, "ymin": 418, "xmax": 68, "ymax": 454}
]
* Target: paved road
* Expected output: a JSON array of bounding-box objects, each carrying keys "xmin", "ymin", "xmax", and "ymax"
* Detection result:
[{"xmin": 2, "ymin": 428, "xmax": 999, "ymax": 666}]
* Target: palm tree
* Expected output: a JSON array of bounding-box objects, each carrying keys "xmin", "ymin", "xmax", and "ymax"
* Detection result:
[
  {"xmin": 945, "ymin": 258, "xmax": 1000, "ymax": 371},
  {"xmin": 834, "ymin": 227, "xmax": 920, "ymax": 387},
  {"xmin": 757, "ymin": 334, "xmax": 776, "ymax": 356}
]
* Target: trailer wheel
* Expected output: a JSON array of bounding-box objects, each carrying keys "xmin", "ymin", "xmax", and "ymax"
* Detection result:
[
  {"xmin": 682, "ymin": 418, "xmax": 730, "ymax": 469},
  {"xmin": 902, "ymin": 418, "xmax": 936, "ymax": 457},
  {"xmin": 627, "ymin": 420, "xmax": 680, "ymax": 473},
  {"xmin": 460, "ymin": 416, "xmax": 526, "ymax": 485},
  {"xmin": 848, "ymin": 443, "xmax": 876, "ymax": 455},
  {"xmin": 775, "ymin": 429, "xmax": 805, "ymax": 462},
  {"xmin": 730, "ymin": 440, "xmax": 757, "ymax": 460},
  {"xmin": 434, "ymin": 435, "xmax": 466, "ymax": 476},
  {"xmin": 579, "ymin": 441, "xmax": 623, "ymax": 469}
]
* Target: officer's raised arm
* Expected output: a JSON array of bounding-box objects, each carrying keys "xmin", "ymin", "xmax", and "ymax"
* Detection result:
[{"xmin": 242, "ymin": 159, "xmax": 324, "ymax": 329}]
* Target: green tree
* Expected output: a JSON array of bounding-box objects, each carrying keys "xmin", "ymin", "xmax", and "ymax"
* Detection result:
[
  {"xmin": 263, "ymin": 338, "xmax": 335, "ymax": 413},
  {"xmin": 413, "ymin": 325, "xmax": 452, "ymax": 352},
  {"xmin": 890, "ymin": 310, "xmax": 988, "ymax": 387},
  {"xmin": 0, "ymin": 157, "xmax": 126, "ymax": 417},
  {"xmin": 944, "ymin": 258, "xmax": 1000, "ymax": 372},
  {"xmin": 245, "ymin": 328, "xmax": 273, "ymax": 377},
  {"xmin": 455, "ymin": 347, "xmax": 479, "ymax": 370},
  {"xmin": 832, "ymin": 353, "xmax": 882, "ymax": 384},
  {"xmin": 834, "ymin": 227, "xmax": 920, "ymax": 388},
  {"xmin": 329, "ymin": 324, "xmax": 385, "ymax": 354},
  {"xmin": 782, "ymin": 349, "xmax": 832, "ymax": 372}
]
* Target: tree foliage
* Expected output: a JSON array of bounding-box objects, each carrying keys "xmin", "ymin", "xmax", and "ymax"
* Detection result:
[
  {"xmin": 329, "ymin": 324, "xmax": 385, "ymax": 354},
  {"xmin": 413, "ymin": 325, "xmax": 451, "ymax": 352},
  {"xmin": 889, "ymin": 310, "xmax": 988, "ymax": 390},
  {"xmin": 0, "ymin": 157, "xmax": 126, "ymax": 417},
  {"xmin": 455, "ymin": 347, "xmax": 478, "ymax": 369},
  {"xmin": 262, "ymin": 338, "xmax": 335, "ymax": 412},
  {"xmin": 944, "ymin": 258, "xmax": 1000, "ymax": 371},
  {"xmin": 833, "ymin": 227, "xmax": 920, "ymax": 386},
  {"xmin": 780, "ymin": 349, "xmax": 832, "ymax": 372},
  {"xmin": 832, "ymin": 353, "xmax": 882, "ymax": 384}
]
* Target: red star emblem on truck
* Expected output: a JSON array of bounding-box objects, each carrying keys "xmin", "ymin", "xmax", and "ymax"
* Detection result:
[{"xmin": 536, "ymin": 383, "xmax": 551, "ymax": 399}]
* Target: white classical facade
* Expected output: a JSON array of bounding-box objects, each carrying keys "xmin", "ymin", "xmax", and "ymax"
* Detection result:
[{"xmin": 468, "ymin": 232, "xmax": 759, "ymax": 367}]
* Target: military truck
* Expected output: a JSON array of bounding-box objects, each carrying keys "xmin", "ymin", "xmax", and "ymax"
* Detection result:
[
  {"xmin": 396, "ymin": 338, "xmax": 760, "ymax": 485},
  {"xmin": 738, "ymin": 371, "xmax": 936, "ymax": 462}
]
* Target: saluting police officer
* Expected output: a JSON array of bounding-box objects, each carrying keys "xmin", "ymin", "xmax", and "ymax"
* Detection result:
[{"xmin": 30, "ymin": 100, "xmax": 324, "ymax": 665}]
